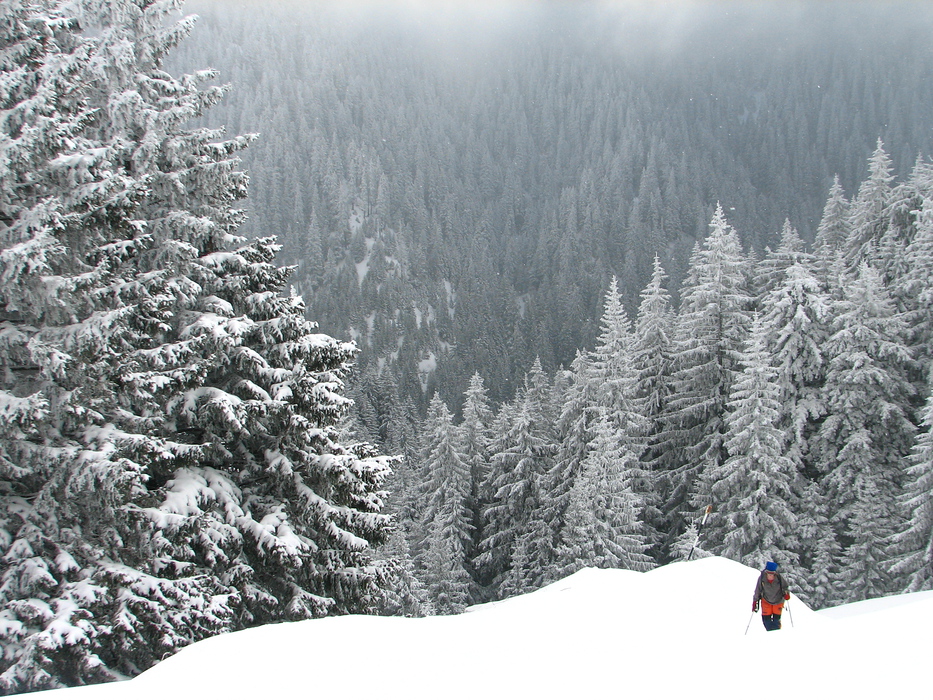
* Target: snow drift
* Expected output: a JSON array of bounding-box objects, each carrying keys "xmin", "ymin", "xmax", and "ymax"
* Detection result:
[{"xmin": 38, "ymin": 557, "xmax": 929, "ymax": 699}]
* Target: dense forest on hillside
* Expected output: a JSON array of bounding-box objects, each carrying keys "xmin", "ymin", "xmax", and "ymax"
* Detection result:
[
  {"xmin": 166, "ymin": 1, "xmax": 933, "ymax": 616},
  {"xmin": 173, "ymin": 1, "xmax": 933, "ymax": 422}
]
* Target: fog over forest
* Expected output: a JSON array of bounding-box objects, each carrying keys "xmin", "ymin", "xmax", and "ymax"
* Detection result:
[{"xmin": 173, "ymin": 0, "xmax": 933, "ymax": 413}]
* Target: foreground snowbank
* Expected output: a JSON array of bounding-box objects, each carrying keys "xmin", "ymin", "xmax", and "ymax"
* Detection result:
[{"xmin": 38, "ymin": 557, "xmax": 928, "ymax": 698}]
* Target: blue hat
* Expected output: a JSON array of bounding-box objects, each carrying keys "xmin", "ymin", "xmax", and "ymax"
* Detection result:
[{"xmin": 765, "ymin": 562, "xmax": 778, "ymax": 572}]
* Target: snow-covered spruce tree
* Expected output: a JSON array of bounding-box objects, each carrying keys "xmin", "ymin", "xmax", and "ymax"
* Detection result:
[
  {"xmin": 476, "ymin": 363, "xmax": 557, "ymax": 598},
  {"xmin": 759, "ymin": 261, "xmax": 836, "ymax": 599},
  {"xmin": 472, "ymin": 397, "xmax": 515, "ymax": 589},
  {"xmin": 587, "ymin": 277, "xmax": 645, "ymax": 461},
  {"xmin": 0, "ymin": 3, "xmax": 113, "ymax": 688},
  {"xmin": 760, "ymin": 261, "xmax": 830, "ymax": 482},
  {"xmin": 896, "ymin": 194, "xmax": 933, "ymax": 373},
  {"xmin": 420, "ymin": 530, "xmax": 471, "ymax": 614},
  {"xmin": 632, "ymin": 257, "xmax": 675, "ymax": 433},
  {"xmin": 461, "ymin": 374, "xmax": 493, "ymax": 482},
  {"xmin": 890, "ymin": 377, "xmax": 933, "ymax": 594},
  {"xmin": 459, "ymin": 372, "xmax": 492, "ymax": 562},
  {"xmin": 498, "ymin": 537, "xmax": 534, "ymax": 600},
  {"xmin": 416, "ymin": 393, "xmax": 473, "ymax": 613},
  {"xmin": 656, "ymin": 205, "xmax": 752, "ymax": 547},
  {"xmin": 370, "ymin": 390, "xmax": 424, "ymax": 617},
  {"xmin": 815, "ymin": 263, "xmax": 916, "ymax": 601},
  {"xmin": 844, "ymin": 139, "xmax": 895, "ymax": 267},
  {"xmin": 630, "ymin": 255, "xmax": 675, "ymax": 555},
  {"xmin": 1, "ymin": 0, "xmax": 222, "ymax": 688},
  {"xmin": 374, "ymin": 526, "xmax": 432, "ymax": 618},
  {"xmin": 513, "ymin": 358, "xmax": 561, "ymax": 590},
  {"xmin": 702, "ymin": 314, "xmax": 799, "ymax": 568},
  {"xmin": 791, "ymin": 481, "xmax": 842, "ymax": 608},
  {"xmin": 579, "ymin": 276, "xmax": 653, "ymax": 555},
  {"xmin": 754, "ymin": 219, "xmax": 810, "ymax": 303},
  {"xmin": 544, "ymin": 351, "xmax": 597, "ymax": 581},
  {"xmin": 875, "ymin": 157, "xmax": 933, "ymax": 289},
  {"xmin": 812, "ymin": 175, "xmax": 850, "ymax": 271},
  {"xmin": 0, "ymin": 0, "xmax": 391, "ymax": 691},
  {"xmin": 555, "ymin": 405, "xmax": 653, "ymax": 576},
  {"xmin": 669, "ymin": 520, "xmax": 712, "ymax": 562},
  {"xmin": 588, "ymin": 278, "xmax": 633, "ymax": 403}
]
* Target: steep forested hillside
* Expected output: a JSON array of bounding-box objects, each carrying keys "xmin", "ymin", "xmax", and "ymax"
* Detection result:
[
  {"xmin": 172, "ymin": 1, "xmax": 933, "ymax": 427},
  {"xmin": 167, "ymin": 0, "xmax": 933, "ymax": 616}
]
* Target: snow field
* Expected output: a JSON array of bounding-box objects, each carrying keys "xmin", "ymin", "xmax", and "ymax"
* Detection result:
[{"xmin": 37, "ymin": 557, "xmax": 927, "ymax": 699}]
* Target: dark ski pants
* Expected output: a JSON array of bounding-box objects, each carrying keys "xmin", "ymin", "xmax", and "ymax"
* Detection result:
[{"xmin": 761, "ymin": 613, "xmax": 782, "ymax": 631}]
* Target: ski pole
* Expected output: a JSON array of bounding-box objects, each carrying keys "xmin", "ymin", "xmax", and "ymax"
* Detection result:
[
  {"xmin": 744, "ymin": 609, "xmax": 755, "ymax": 636},
  {"xmin": 785, "ymin": 600, "xmax": 794, "ymax": 628},
  {"xmin": 687, "ymin": 505, "xmax": 713, "ymax": 561}
]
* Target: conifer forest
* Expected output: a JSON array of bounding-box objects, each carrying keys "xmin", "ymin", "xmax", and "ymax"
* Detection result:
[{"xmin": 3, "ymin": 0, "xmax": 933, "ymax": 693}]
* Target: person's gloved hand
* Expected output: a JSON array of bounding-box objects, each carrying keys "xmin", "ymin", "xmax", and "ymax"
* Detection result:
[
  {"xmin": 784, "ymin": 592, "xmax": 791, "ymax": 600},
  {"xmin": 753, "ymin": 601, "xmax": 759, "ymax": 612}
]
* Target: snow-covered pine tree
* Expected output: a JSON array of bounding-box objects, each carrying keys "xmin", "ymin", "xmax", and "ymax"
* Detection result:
[
  {"xmin": 875, "ymin": 157, "xmax": 933, "ymax": 288},
  {"xmin": 815, "ymin": 263, "xmax": 916, "ymax": 600},
  {"xmin": 702, "ymin": 314, "xmax": 799, "ymax": 567},
  {"xmin": 890, "ymin": 381, "xmax": 933, "ymax": 593},
  {"xmin": 669, "ymin": 521, "xmax": 712, "ymax": 562},
  {"xmin": 459, "ymin": 372, "xmax": 493, "ymax": 581},
  {"xmin": 476, "ymin": 363, "xmax": 557, "ymax": 598},
  {"xmin": 793, "ymin": 481, "xmax": 842, "ymax": 608},
  {"xmin": 812, "ymin": 175, "xmax": 851, "ymax": 280},
  {"xmin": 556, "ymin": 405, "xmax": 653, "ymax": 576},
  {"xmin": 759, "ymin": 260, "xmax": 835, "ymax": 593},
  {"xmin": 897, "ymin": 194, "xmax": 933, "ymax": 374},
  {"xmin": 760, "ymin": 261, "xmax": 830, "ymax": 480},
  {"xmin": 0, "ymin": 1, "xmax": 392, "ymax": 691},
  {"xmin": 416, "ymin": 393, "xmax": 473, "ymax": 613},
  {"xmin": 656, "ymin": 205, "xmax": 752, "ymax": 548},
  {"xmin": 544, "ymin": 351, "xmax": 597, "ymax": 581},
  {"xmin": 844, "ymin": 139, "xmax": 895, "ymax": 267},
  {"xmin": 630, "ymin": 255, "xmax": 675, "ymax": 554},
  {"xmin": 754, "ymin": 219, "xmax": 811, "ymax": 303},
  {"xmin": 581, "ymin": 275, "xmax": 652, "ymax": 551}
]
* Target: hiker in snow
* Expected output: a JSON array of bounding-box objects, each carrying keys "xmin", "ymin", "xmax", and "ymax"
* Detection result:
[{"xmin": 752, "ymin": 561, "xmax": 791, "ymax": 631}]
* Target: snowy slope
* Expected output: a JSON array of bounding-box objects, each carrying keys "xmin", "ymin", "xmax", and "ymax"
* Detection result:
[
  {"xmin": 818, "ymin": 588, "xmax": 933, "ymax": 619},
  {"xmin": 37, "ymin": 557, "xmax": 928, "ymax": 699}
]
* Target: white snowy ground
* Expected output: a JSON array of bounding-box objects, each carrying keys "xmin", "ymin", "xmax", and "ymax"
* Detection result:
[{"xmin": 37, "ymin": 557, "xmax": 930, "ymax": 699}]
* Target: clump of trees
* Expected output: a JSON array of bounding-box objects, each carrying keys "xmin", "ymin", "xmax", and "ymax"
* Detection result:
[{"xmin": 395, "ymin": 148, "xmax": 933, "ymax": 612}]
